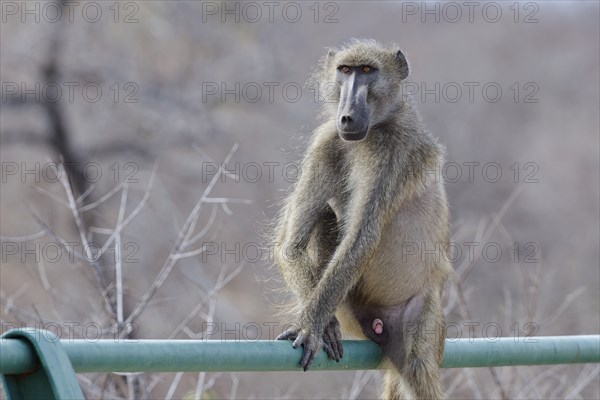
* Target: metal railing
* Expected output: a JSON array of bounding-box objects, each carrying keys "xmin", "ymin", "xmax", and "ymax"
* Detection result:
[{"xmin": 1, "ymin": 329, "xmax": 599, "ymax": 399}]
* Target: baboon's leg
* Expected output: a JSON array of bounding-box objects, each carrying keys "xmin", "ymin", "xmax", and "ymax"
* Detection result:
[
  {"xmin": 383, "ymin": 369, "xmax": 416, "ymax": 400},
  {"xmin": 400, "ymin": 289, "xmax": 445, "ymax": 400},
  {"xmin": 352, "ymin": 290, "xmax": 445, "ymax": 400}
]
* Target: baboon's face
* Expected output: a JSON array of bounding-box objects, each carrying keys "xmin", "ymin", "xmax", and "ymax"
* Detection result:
[
  {"xmin": 331, "ymin": 46, "xmax": 409, "ymax": 142},
  {"xmin": 335, "ymin": 65, "xmax": 379, "ymax": 141}
]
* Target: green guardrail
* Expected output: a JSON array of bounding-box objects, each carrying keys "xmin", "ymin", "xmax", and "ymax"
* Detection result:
[{"xmin": 1, "ymin": 329, "xmax": 599, "ymax": 399}]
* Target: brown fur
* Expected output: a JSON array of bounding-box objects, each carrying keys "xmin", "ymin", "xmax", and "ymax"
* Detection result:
[{"xmin": 274, "ymin": 39, "xmax": 453, "ymax": 399}]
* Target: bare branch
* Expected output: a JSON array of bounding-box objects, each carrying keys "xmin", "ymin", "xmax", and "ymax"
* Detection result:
[
  {"xmin": 37, "ymin": 259, "xmax": 52, "ymax": 292},
  {"xmin": 98, "ymin": 163, "xmax": 158, "ymax": 258},
  {"xmin": 165, "ymin": 372, "xmax": 184, "ymax": 400},
  {"xmin": 80, "ymin": 182, "xmax": 126, "ymax": 212},
  {"xmin": 515, "ymin": 365, "xmax": 564, "ymax": 399},
  {"xmin": 444, "ymin": 370, "xmax": 464, "ymax": 397},
  {"xmin": 28, "ymin": 211, "xmax": 115, "ymax": 316},
  {"xmin": 229, "ymin": 374, "xmax": 239, "ymax": 400},
  {"xmin": 124, "ymin": 144, "xmax": 239, "ymax": 328},
  {"xmin": 462, "ymin": 368, "xmax": 483, "ymax": 400},
  {"xmin": 348, "ymin": 370, "xmax": 376, "ymax": 400},
  {"xmin": 115, "ymin": 183, "xmax": 130, "ymax": 327},
  {"xmin": 51, "ymin": 162, "xmax": 106, "ymax": 288},
  {"xmin": 76, "ymin": 183, "xmax": 96, "ymax": 204},
  {"xmin": 540, "ymin": 286, "xmax": 586, "ymax": 327},
  {"xmin": 32, "ymin": 185, "xmax": 70, "ymax": 208},
  {"xmin": 202, "ymin": 198, "xmax": 253, "ymax": 204},
  {"xmin": 564, "ymin": 365, "xmax": 600, "ymax": 399},
  {"xmin": 169, "ymin": 262, "xmax": 246, "ymax": 339},
  {"xmin": 187, "ymin": 204, "xmax": 219, "ymax": 245}
]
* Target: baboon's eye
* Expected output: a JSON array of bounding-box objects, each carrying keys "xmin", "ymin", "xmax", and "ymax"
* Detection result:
[
  {"xmin": 340, "ymin": 66, "xmax": 351, "ymax": 74},
  {"xmin": 362, "ymin": 66, "xmax": 372, "ymax": 73}
]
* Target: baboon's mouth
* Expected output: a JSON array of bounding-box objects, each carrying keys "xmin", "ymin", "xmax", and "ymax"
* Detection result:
[{"xmin": 338, "ymin": 130, "xmax": 368, "ymax": 141}]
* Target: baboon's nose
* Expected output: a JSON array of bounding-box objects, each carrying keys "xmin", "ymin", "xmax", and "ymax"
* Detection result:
[{"xmin": 340, "ymin": 115, "xmax": 358, "ymax": 132}]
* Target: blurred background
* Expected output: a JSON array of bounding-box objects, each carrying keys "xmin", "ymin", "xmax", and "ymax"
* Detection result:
[{"xmin": 1, "ymin": 1, "xmax": 598, "ymax": 398}]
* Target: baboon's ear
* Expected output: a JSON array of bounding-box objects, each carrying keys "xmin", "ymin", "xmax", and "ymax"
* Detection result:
[
  {"xmin": 396, "ymin": 50, "xmax": 409, "ymax": 80},
  {"xmin": 325, "ymin": 48, "xmax": 337, "ymax": 70}
]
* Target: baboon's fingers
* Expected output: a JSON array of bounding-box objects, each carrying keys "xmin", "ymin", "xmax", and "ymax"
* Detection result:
[
  {"xmin": 292, "ymin": 332, "xmax": 305, "ymax": 349},
  {"xmin": 295, "ymin": 333, "xmax": 319, "ymax": 371},
  {"xmin": 300, "ymin": 345, "xmax": 315, "ymax": 371},
  {"xmin": 276, "ymin": 329, "xmax": 298, "ymax": 341},
  {"xmin": 322, "ymin": 340, "xmax": 336, "ymax": 360},
  {"xmin": 322, "ymin": 332, "xmax": 339, "ymax": 361},
  {"xmin": 328, "ymin": 319, "xmax": 344, "ymax": 359},
  {"xmin": 335, "ymin": 331, "xmax": 344, "ymax": 359},
  {"xmin": 326, "ymin": 329, "xmax": 341, "ymax": 362}
]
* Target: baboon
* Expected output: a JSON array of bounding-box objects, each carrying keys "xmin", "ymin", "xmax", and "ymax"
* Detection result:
[{"xmin": 274, "ymin": 39, "xmax": 453, "ymax": 400}]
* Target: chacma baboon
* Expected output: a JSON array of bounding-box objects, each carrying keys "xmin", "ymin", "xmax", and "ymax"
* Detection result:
[{"xmin": 274, "ymin": 39, "xmax": 453, "ymax": 400}]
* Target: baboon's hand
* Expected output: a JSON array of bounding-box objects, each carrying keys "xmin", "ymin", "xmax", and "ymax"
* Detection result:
[
  {"xmin": 323, "ymin": 317, "xmax": 343, "ymax": 362},
  {"xmin": 276, "ymin": 326, "xmax": 323, "ymax": 371}
]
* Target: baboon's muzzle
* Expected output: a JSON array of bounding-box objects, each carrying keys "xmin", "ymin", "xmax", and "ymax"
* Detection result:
[{"xmin": 336, "ymin": 72, "xmax": 370, "ymax": 141}]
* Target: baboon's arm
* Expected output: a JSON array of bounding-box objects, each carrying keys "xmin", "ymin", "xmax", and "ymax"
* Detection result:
[
  {"xmin": 288, "ymin": 163, "xmax": 402, "ymax": 370},
  {"xmin": 275, "ymin": 205, "xmax": 322, "ymax": 298},
  {"xmin": 275, "ymin": 147, "xmax": 335, "ymax": 297},
  {"xmin": 304, "ymin": 179, "xmax": 395, "ymax": 327},
  {"xmin": 275, "ymin": 139, "xmax": 344, "ymax": 361}
]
